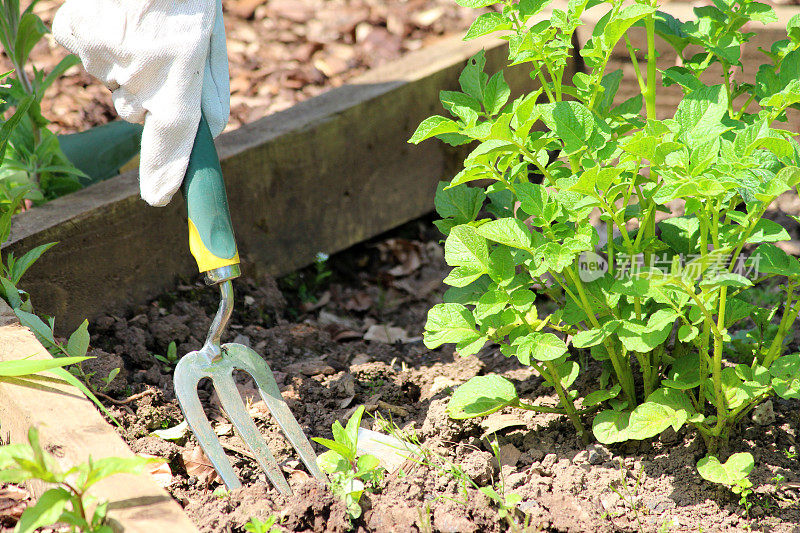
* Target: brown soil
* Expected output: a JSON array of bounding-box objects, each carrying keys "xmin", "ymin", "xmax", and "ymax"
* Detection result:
[
  {"xmin": 5, "ymin": 216, "xmax": 797, "ymax": 533},
  {"xmin": 4, "ymin": 0, "xmax": 481, "ymax": 135}
]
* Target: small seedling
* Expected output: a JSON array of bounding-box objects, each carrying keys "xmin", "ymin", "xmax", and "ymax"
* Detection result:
[
  {"xmin": 243, "ymin": 515, "xmax": 283, "ymax": 533},
  {"xmin": 607, "ymin": 460, "xmax": 647, "ymax": 532},
  {"xmin": 153, "ymin": 341, "xmax": 179, "ymax": 370},
  {"xmin": 312, "ymin": 405, "xmax": 385, "ymax": 519},
  {"xmin": 697, "ymin": 452, "xmax": 755, "ymax": 514},
  {"xmin": 0, "ymin": 427, "xmax": 157, "ymax": 533},
  {"xmin": 99, "ymin": 367, "xmax": 120, "ymax": 391}
]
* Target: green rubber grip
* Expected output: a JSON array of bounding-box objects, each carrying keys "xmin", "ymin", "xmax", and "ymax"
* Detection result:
[{"xmin": 182, "ymin": 115, "xmax": 239, "ymax": 273}]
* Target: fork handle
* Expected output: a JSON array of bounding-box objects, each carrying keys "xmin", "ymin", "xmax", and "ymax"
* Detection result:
[{"xmin": 182, "ymin": 114, "xmax": 240, "ymax": 283}]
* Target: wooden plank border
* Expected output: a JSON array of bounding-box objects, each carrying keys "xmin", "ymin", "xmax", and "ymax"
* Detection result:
[
  {"xmin": 0, "ymin": 300, "xmax": 199, "ymax": 533},
  {"xmin": 2, "ymin": 33, "xmax": 543, "ymax": 333}
]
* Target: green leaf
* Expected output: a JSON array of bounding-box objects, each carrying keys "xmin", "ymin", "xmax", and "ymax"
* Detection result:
[
  {"xmin": 0, "ymin": 277, "xmax": 22, "ymax": 309},
  {"xmin": 601, "ymin": 4, "xmax": 655, "ymax": 52},
  {"xmin": 447, "ymin": 374, "xmax": 519, "ymax": 419},
  {"xmin": 445, "ymin": 225, "xmax": 490, "ymax": 270},
  {"xmin": 424, "ymin": 303, "xmax": 485, "ymax": 354},
  {"xmin": 696, "ymin": 453, "xmax": 754, "ymax": 487},
  {"xmin": 746, "ymin": 218, "xmax": 791, "ymax": 244},
  {"xmin": 583, "ymin": 384, "xmax": 622, "ymax": 406},
  {"xmin": 66, "ymin": 320, "xmax": 90, "ymax": 358},
  {"xmin": 41, "ymin": 55, "xmax": 81, "ymax": 93},
  {"xmin": 572, "ymin": 321, "xmax": 620, "ymax": 349},
  {"xmin": 356, "ymin": 454, "xmax": 381, "ymax": 474},
  {"xmin": 483, "ymin": 71, "xmax": 510, "ymax": 115},
  {"xmin": 346, "ymin": 405, "xmax": 365, "ymax": 454},
  {"xmin": 13, "ymin": 309, "xmax": 55, "ymax": 346},
  {"xmin": 663, "ymin": 354, "xmax": 703, "ymax": 390},
  {"xmin": 488, "ymin": 247, "xmax": 515, "ymax": 285},
  {"xmin": 444, "ymin": 265, "xmax": 486, "ymax": 287},
  {"xmin": 653, "ymin": 11, "xmax": 689, "ymax": 54},
  {"xmin": 751, "ymin": 243, "xmax": 800, "ymax": 276},
  {"xmin": 464, "ymin": 12, "xmax": 512, "ymax": 41},
  {"xmin": 475, "ymin": 290, "xmax": 509, "ymax": 319},
  {"xmin": 317, "ymin": 450, "xmax": 349, "ymax": 474},
  {"xmin": 512, "ymin": 332, "xmax": 568, "ymax": 363},
  {"xmin": 15, "ymin": 488, "xmax": 71, "ymax": 533},
  {"xmin": 626, "ymin": 389, "xmax": 691, "ymax": 440},
  {"xmin": 475, "ymin": 218, "xmax": 531, "ymax": 249},
  {"xmin": 83, "ymin": 456, "xmax": 158, "ymax": 490},
  {"xmin": 769, "ymin": 354, "xmax": 800, "ymax": 399},
  {"xmin": 440, "ymin": 91, "xmax": 481, "ymax": 124},
  {"xmin": 8, "ymin": 243, "xmax": 56, "ymax": 285},
  {"xmin": 13, "ymin": 13, "xmax": 48, "ymax": 68},
  {"xmin": 556, "ymin": 360, "xmax": 580, "ymax": 389},
  {"xmin": 435, "ymin": 181, "xmax": 486, "ymax": 224},
  {"xmin": 674, "ymin": 85, "xmax": 729, "ymax": 148},
  {"xmin": 541, "ymin": 101, "xmax": 597, "ymax": 155},
  {"xmin": 0, "ymin": 95, "xmax": 33, "ymax": 162},
  {"xmin": 459, "ymin": 50, "xmax": 487, "ymax": 101},
  {"xmin": 592, "ymin": 409, "xmax": 630, "ymax": 444},
  {"xmin": 409, "ymin": 116, "xmax": 460, "ymax": 144},
  {"xmin": 311, "ymin": 437, "xmax": 353, "ymax": 462},
  {"xmin": 0, "ymin": 356, "xmax": 90, "ymax": 377},
  {"xmin": 618, "ymin": 319, "xmax": 672, "ymax": 354}
]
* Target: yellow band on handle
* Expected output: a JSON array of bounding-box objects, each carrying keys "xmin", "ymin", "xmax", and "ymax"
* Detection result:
[{"xmin": 188, "ymin": 219, "xmax": 240, "ymax": 272}]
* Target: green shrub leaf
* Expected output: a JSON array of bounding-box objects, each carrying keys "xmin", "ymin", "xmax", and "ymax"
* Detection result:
[
  {"xmin": 593, "ymin": 409, "xmax": 630, "ymax": 444},
  {"xmin": 448, "ymin": 374, "xmax": 519, "ymax": 419},
  {"xmin": 697, "ymin": 453, "xmax": 754, "ymax": 487}
]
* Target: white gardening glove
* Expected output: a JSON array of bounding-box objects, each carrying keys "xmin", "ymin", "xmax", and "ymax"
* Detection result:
[{"xmin": 53, "ymin": 0, "xmax": 230, "ymax": 207}]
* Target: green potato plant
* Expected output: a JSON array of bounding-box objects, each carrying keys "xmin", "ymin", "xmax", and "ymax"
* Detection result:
[
  {"xmin": 412, "ymin": 0, "xmax": 800, "ymax": 491},
  {"xmin": 0, "ymin": 427, "xmax": 158, "ymax": 533}
]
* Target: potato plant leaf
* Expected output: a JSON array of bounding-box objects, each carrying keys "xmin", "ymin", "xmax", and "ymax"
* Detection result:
[
  {"xmin": 448, "ymin": 374, "xmax": 519, "ymax": 419},
  {"xmin": 696, "ymin": 453, "xmax": 754, "ymax": 487}
]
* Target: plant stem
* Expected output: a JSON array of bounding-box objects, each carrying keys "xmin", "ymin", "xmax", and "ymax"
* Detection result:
[
  {"xmin": 542, "ymin": 360, "xmax": 587, "ymax": 442},
  {"xmin": 514, "ymin": 400, "xmax": 569, "ymax": 415},
  {"xmin": 764, "ymin": 292, "xmax": 800, "ymax": 368},
  {"xmin": 607, "ymin": 219, "xmax": 615, "ymax": 277},
  {"xmin": 624, "ymin": 34, "xmax": 647, "ymax": 96},
  {"xmin": 710, "ymin": 286, "xmax": 728, "ymax": 437},
  {"xmin": 644, "ymin": 11, "xmax": 657, "ymax": 120}
]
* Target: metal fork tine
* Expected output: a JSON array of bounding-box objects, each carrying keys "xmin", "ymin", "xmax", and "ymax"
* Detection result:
[
  {"xmin": 212, "ymin": 372, "xmax": 292, "ymax": 495},
  {"xmin": 174, "ymin": 355, "xmax": 241, "ymax": 490},
  {"xmin": 227, "ymin": 347, "xmax": 326, "ymax": 482}
]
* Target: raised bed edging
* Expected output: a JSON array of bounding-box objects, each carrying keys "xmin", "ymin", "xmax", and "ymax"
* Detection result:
[
  {"xmin": 2, "ymin": 33, "xmax": 541, "ymax": 334},
  {"xmin": 0, "ymin": 300, "xmax": 198, "ymax": 533}
]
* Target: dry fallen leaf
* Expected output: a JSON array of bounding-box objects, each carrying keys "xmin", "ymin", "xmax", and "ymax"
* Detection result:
[
  {"xmin": 497, "ymin": 443, "xmax": 522, "ymax": 468},
  {"xmin": 181, "ymin": 446, "xmax": 222, "ymax": 487},
  {"xmin": 363, "ymin": 324, "xmax": 421, "ymax": 344}
]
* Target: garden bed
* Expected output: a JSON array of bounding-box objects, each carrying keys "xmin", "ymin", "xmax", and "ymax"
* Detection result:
[
  {"xmin": 4, "ymin": 1, "xmax": 800, "ymax": 532},
  {"xmin": 6, "ymin": 213, "xmax": 799, "ymax": 533}
]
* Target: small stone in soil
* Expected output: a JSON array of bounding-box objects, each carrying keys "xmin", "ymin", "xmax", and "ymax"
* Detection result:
[
  {"xmin": 461, "ymin": 450, "xmax": 496, "ymax": 486},
  {"xmin": 587, "ymin": 444, "xmax": 609, "ymax": 465},
  {"xmin": 752, "ymin": 400, "xmax": 776, "ymax": 426}
]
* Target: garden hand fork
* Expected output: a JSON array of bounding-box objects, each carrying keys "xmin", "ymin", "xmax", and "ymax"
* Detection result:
[{"xmin": 172, "ymin": 115, "xmax": 325, "ymax": 493}]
